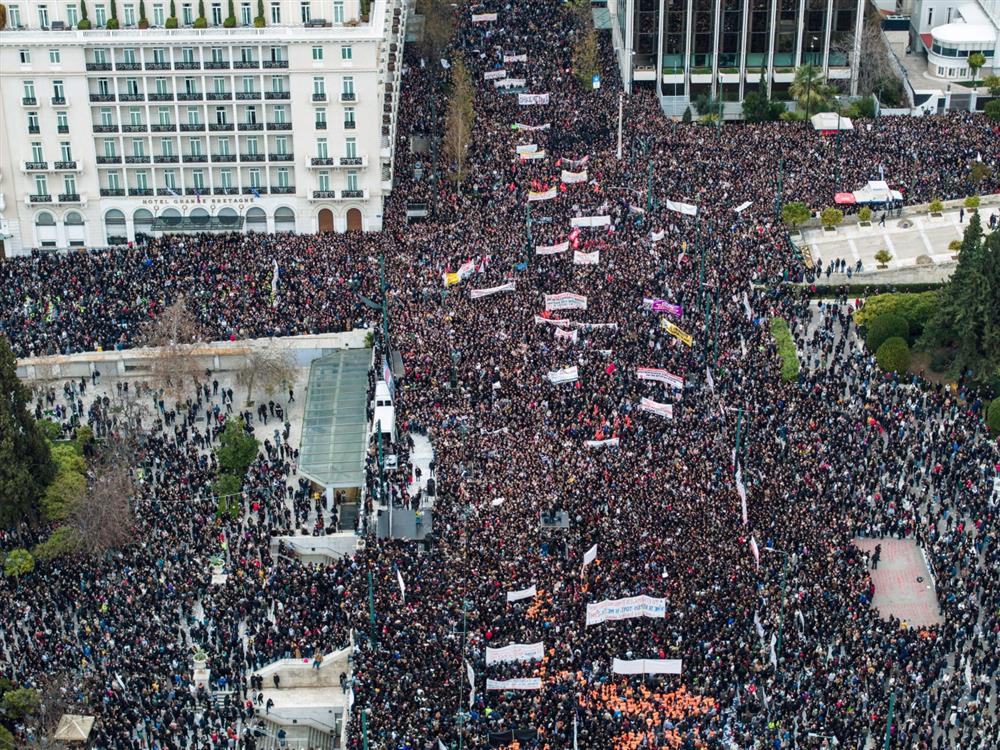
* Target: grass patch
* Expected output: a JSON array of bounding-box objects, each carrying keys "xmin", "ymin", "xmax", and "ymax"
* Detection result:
[{"xmin": 770, "ymin": 317, "xmax": 800, "ymax": 382}]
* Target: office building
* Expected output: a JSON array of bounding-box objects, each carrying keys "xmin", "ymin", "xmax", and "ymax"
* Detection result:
[{"xmin": 910, "ymin": 0, "xmax": 999, "ymax": 81}]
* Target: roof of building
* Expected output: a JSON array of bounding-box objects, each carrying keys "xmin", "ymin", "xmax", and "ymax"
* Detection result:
[
  {"xmin": 298, "ymin": 347, "xmax": 371, "ymax": 489},
  {"xmin": 932, "ymin": 22, "xmax": 997, "ymax": 45}
]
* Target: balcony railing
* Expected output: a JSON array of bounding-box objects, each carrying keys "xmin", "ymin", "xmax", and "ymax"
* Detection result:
[
  {"xmin": 205, "ymin": 61, "xmax": 231, "ymax": 69},
  {"xmin": 51, "ymin": 96, "xmax": 67, "ymax": 105},
  {"xmin": 57, "ymin": 193, "xmax": 81, "ymax": 202},
  {"xmin": 207, "ymin": 92, "xmax": 232, "ymax": 100},
  {"xmin": 265, "ymin": 91, "xmax": 290, "ymax": 100},
  {"xmin": 128, "ymin": 188, "xmax": 154, "ymax": 196},
  {"xmin": 156, "ymin": 188, "xmax": 179, "ymax": 195},
  {"xmin": 86, "ymin": 62, "xmax": 113, "ymax": 71},
  {"xmin": 122, "ymin": 124, "xmax": 148, "ymax": 132},
  {"xmin": 179, "ymin": 123, "xmax": 205, "ymax": 131},
  {"xmin": 212, "ymin": 154, "xmax": 237, "ymax": 162},
  {"xmin": 96, "ymin": 155, "xmax": 122, "ymax": 164},
  {"xmin": 214, "ymin": 187, "xmax": 240, "ymax": 195},
  {"xmin": 154, "ymin": 155, "xmax": 179, "ymax": 163},
  {"xmin": 28, "ymin": 125, "xmax": 40, "ymax": 134},
  {"xmin": 340, "ymin": 92, "xmax": 356, "ymax": 102},
  {"xmin": 263, "ymin": 60, "xmax": 288, "ymax": 68},
  {"xmin": 57, "ymin": 125, "xmax": 69, "ymax": 133},
  {"xmin": 90, "ymin": 93, "xmax": 116, "ymax": 102},
  {"xmin": 53, "ymin": 160, "xmax": 78, "ymax": 170},
  {"xmin": 342, "ymin": 189, "xmax": 366, "ymax": 198},
  {"xmin": 236, "ymin": 91, "xmax": 261, "ymax": 100},
  {"xmin": 183, "ymin": 155, "xmax": 208, "ymax": 163},
  {"xmin": 209, "ymin": 123, "xmax": 234, "ymax": 131},
  {"xmin": 311, "ymin": 157, "xmax": 336, "ymax": 166},
  {"xmin": 270, "ymin": 186, "xmax": 295, "ymax": 194},
  {"xmin": 339, "ymin": 156, "xmax": 364, "ymax": 166},
  {"xmin": 312, "ymin": 190, "xmax": 337, "ymax": 199},
  {"xmin": 238, "ymin": 122, "xmax": 263, "ymax": 131},
  {"xmin": 177, "ymin": 92, "xmax": 204, "ymax": 101},
  {"xmin": 22, "ymin": 97, "xmax": 38, "ymax": 106},
  {"xmin": 344, "ymin": 121, "xmax": 356, "ymax": 129},
  {"xmin": 240, "ymin": 153, "xmax": 265, "ymax": 162},
  {"xmin": 268, "ymin": 153, "xmax": 293, "ymax": 161},
  {"xmin": 316, "ymin": 121, "xmax": 327, "ymax": 130},
  {"xmin": 234, "ymin": 60, "xmax": 258, "ymax": 68},
  {"xmin": 100, "ymin": 188, "xmax": 127, "ymax": 196},
  {"xmin": 242, "ymin": 186, "xmax": 267, "ymax": 194},
  {"xmin": 25, "ymin": 161, "xmax": 49, "ymax": 171},
  {"xmin": 29, "ymin": 194, "xmax": 53, "ymax": 203},
  {"xmin": 174, "ymin": 62, "xmax": 200, "ymax": 70},
  {"xmin": 119, "ymin": 93, "xmax": 145, "ymax": 102},
  {"xmin": 149, "ymin": 93, "xmax": 174, "ymax": 101},
  {"xmin": 145, "ymin": 62, "xmax": 171, "ymax": 70},
  {"xmin": 151, "ymin": 123, "xmax": 178, "ymax": 132},
  {"xmin": 184, "ymin": 188, "xmax": 204, "ymax": 195},
  {"xmin": 312, "ymin": 93, "xmax": 327, "ymax": 102},
  {"xmin": 267, "ymin": 122, "xmax": 292, "ymax": 130},
  {"xmin": 116, "ymin": 62, "xmax": 142, "ymax": 71},
  {"xmin": 125, "ymin": 155, "xmax": 151, "ymax": 164},
  {"xmin": 93, "ymin": 124, "xmax": 120, "ymax": 133}
]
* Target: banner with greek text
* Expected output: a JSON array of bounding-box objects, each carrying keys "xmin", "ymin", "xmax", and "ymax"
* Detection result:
[
  {"xmin": 570, "ymin": 215, "xmax": 611, "ymax": 228},
  {"xmin": 536, "ymin": 241, "xmax": 569, "ymax": 255},
  {"xmin": 520, "ymin": 150, "xmax": 548, "ymax": 161},
  {"xmin": 584, "ymin": 437, "xmax": 619, "ymax": 449},
  {"xmin": 544, "ymin": 293, "xmax": 587, "ymax": 311},
  {"xmin": 442, "ymin": 272, "xmax": 460, "ymax": 287},
  {"xmin": 504, "ymin": 54, "xmax": 528, "ymax": 63},
  {"xmin": 555, "ymin": 327, "xmax": 578, "ymax": 343},
  {"xmin": 484, "ymin": 70, "xmax": 508, "ymax": 80},
  {"xmin": 636, "ymin": 367, "xmax": 684, "ymax": 390},
  {"xmin": 514, "ymin": 122, "xmax": 549, "ymax": 131},
  {"xmin": 650, "ymin": 229, "xmax": 665, "ymax": 243},
  {"xmin": 496, "ymin": 78, "xmax": 527, "ymax": 89},
  {"xmin": 639, "ymin": 397, "xmax": 673, "ymax": 419},
  {"xmin": 612, "ymin": 658, "xmax": 682, "ymax": 675},
  {"xmin": 485, "ymin": 642, "xmax": 545, "ymax": 665},
  {"xmin": 546, "ymin": 366, "xmax": 579, "ymax": 384},
  {"xmin": 528, "ymin": 186, "xmax": 558, "ymax": 202},
  {"xmin": 586, "ymin": 595, "xmax": 666, "ymax": 626},
  {"xmin": 471, "ymin": 12, "xmax": 497, "ymax": 22},
  {"xmin": 516, "ymin": 143, "xmax": 538, "ymax": 154},
  {"xmin": 734, "ymin": 200, "xmax": 753, "ymax": 213},
  {"xmin": 486, "ymin": 678, "xmax": 543, "ymax": 691},
  {"xmin": 661, "ymin": 320, "xmax": 693, "ymax": 346},
  {"xmin": 643, "ymin": 298, "xmax": 683, "ymax": 317},
  {"xmin": 518, "ymin": 93, "xmax": 550, "ymax": 105},
  {"xmin": 561, "ymin": 156, "xmax": 589, "ymax": 170},
  {"xmin": 664, "ymin": 199, "xmax": 698, "ymax": 217},
  {"xmin": 561, "ymin": 170, "xmax": 588, "ymax": 184},
  {"xmin": 506, "ymin": 585, "xmax": 537, "ymax": 603},
  {"xmin": 470, "ymin": 282, "xmax": 516, "ymax": 300},
  {"xmin": 573, "ymin": 250, "xmax": 599, "ymax": 265},
  {"xmin": 533, "ymin": 315, "xmax": 570, "ymax": 325},
  {"xmin": 559, "ymin": 320, "xmax": 618, "ymax": 331}
]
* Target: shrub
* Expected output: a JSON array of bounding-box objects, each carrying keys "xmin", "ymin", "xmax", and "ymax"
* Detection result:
[
  {"xmin": 866, "ymin": 313, "xmax": 910, "ymax": 353},
  {"xmin": 0, "ymin": 4, "xmax": 7, "ymax": 30},
  {"xmin": 165, "ymin": 15, "xmax": 177, "ymax": 26},
  {"xmin": 876, "ymin": 336, "xmax": 911, "ymax": 374},
  {"xmin": 858, "ymin": 206, "xmax": 872, "ymax": 222},
  {"xmin": 948, "ymin": 239, "xmax": 962, "ymax": 252},
  {"xmin": 223, "ymin": 15, "xmax": 236, "ymax": 26},
  {"xmin": 781, "ymin": 202, "xmax": 811, "ymax": 230},
  {"xmin": 682, "ymin": 107, "xmax": 692, "ymax": 124},
  {"xmin": 33, "ymin": 526, "xmax": 80, "ymax": 561},
  {"xmin": 985, "ymin": 99, "xmax": 1000, "ymax": 123},
  {"xmin": 78, "ymin": 17, "xmax": 92, "ymax": 27},
  {"xmin": 253, "ymin": 15, "xmax": 265, "ymax": 26},
  {"xmin": 964, "ymin": 195, "xmax": 980, "ymax": 210},
  {"xmin": 40, "ymin": 468, "xmax": 86, "ymax": 521},
  {"xmin": 138, "ymin": 0, "xmax": 148, "ymax": 26},
  {"xmin": 769, "ymin": 317, "xmax": 800, "ymax": 382},
  {"xmin": 213, "ymin": 472, "xmax": 242, "ymax": 500},
  {"xmin": 930, "ymin": 351, "xmax": 953, "ymax": 373},
  {"xmin": 3, "ymin": 548, "xmax": 35, "ymax": 578},
  {"xmin": 1, "ymin": 687, "xmax": 40, "ymax": 719},
  {"xmin": 820, "ymin": 207, "xmax": 844, "ymax": 228},
  {"xmin": 193, "ymin": 15, "xmax": 207, "ymax": 26},
  {"xmin": 874, "ymin": 249, "xmax": 892, "ymax": 266},
  {"xmin": 928, "ymin": 198, "xmax": 943, "ymax": 213},
  {"xmin": 853, "ymin": 291, "xmax": 940, "ymax": 337},
  {"xmin": 987, "ymin": 397, "xmax": 1000, "ymax": 435},
  {"xmin": 106, "ymin": 16, "xmax": 119, "ymax": 28},
  {"xmin": 38, "ymin": 418, "xmax": 62, "ymax": 441}
]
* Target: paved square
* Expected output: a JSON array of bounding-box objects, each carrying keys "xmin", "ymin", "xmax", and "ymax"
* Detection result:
[{"xmin": 854, "ymin": 538, "xmax": 943, "ymax": 628}]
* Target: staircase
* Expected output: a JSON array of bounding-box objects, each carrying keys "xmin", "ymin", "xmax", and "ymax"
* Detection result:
[
  {"xmin": 659, "ymin": 95, "xmax": 689, "ymax": 118},
  {"xmin": 339, "ymin": 502, "xmax": 358, "ymax": 532},
  {"xmin": 256, "ymin": 719, "xmax": 338, "ymax": 750}
]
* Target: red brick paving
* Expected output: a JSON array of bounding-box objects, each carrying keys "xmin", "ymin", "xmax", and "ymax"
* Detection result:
[{"xmin": 854, "ymin": 538, "xmax": 943, "ymax": 628}]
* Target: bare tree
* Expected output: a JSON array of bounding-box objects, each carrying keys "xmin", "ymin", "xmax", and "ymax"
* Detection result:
[
  {"xmin": 831, "ymin": 11, "xmax": 897, "ymax": 98},
  {"xmin": 138, "ymin": 295, "xmax": 206, "ymax": 402},
  {"xmin": 70, "ymin": 459, "xmax": 136, "ymax": 555},
  {"xmin": 415, "ymin": 0, "xmax": 455, "ymax": 63},
  {"xmin": 443, "ymin": 58, "xmax": 474, "ymax": 188},
  {"xmin": 234, "ymin": 345, "xmax": 297, "ymax": 406}
]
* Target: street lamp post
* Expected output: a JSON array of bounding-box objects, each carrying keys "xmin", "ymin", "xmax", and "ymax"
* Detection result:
[{"xmin": 762, "ymin": 547, "xmax": 790, "ymax": 668}]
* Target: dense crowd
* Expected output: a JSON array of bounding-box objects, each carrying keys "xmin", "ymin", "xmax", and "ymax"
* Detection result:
[{"xmin": 2, "ymin": 1, "xmax": 1000, "ymax": 749}]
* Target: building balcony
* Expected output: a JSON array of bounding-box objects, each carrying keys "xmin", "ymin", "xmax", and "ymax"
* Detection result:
[
  {"xmin": 28, "ymin": 125, "xmax": 40, "ymax": 134},
  {"xmin": 57, "ymin": 193, "xmax": 81, "ymax": 202},
  {"xmin": 53, "ymin": 161, "xmax": 79, "ymax": 170},
  {"xmin": 344, "ymin": 121, "xmax": 356, "ymax": 130},
  {"xmin": 93, "ymin": 124, "xmax": 120, "ymax": 133},
  {"xmin": 116, "ymin": 62, "xmax": 142, "ymax": 71},
  {"xmin": 270, "ymin": 186, "xmax": 295, "ymax": 194},
  {"xmin": 128, "ymin": 188, "xmax": 154, "ymax": 196},
  {"xmin": 154, "ymin": 155, "xmax": 180, "ymax": 163},
  {"xmin": 265, "ymin": 91, "xmax": 290, "ymax": 100},
  {"xmin": 51, "ymin": 96, "xmax": 67, "ymax": 105},
  {"xmin": 90, "ymin": 93, "xmax": 116, "ymax": 102},
  {"xmin": 267, "ymin": 122, "xmax": 292, "ymax": 130},
  {"xmin": 209, "ymin": 123, "xmax": 235, "ymax": 131},
  {"xmin": 183, "ymin": 155, "xmax": 208, "ymax": 163},
  {"xmin": 86, "ymin": 62, "xmax": 113, "ymax": 71},
  {"xmin": 340, "ymin": 92, "xmax": 356, "ymax": 103},
  {"xmin": 57, "ymin": 124, "xmax": 69, "ymax": 133},
  {"xmin": 337, "ymin": 156, "xmax": 366, "ymax": 167},
  {"xmin": 234, "ymin": 60, "xmax": 259, "ymax": 69},
  {"xmin": 263, "ymin": 60, "xmax": 288, "ymax": 68},
  {"xmin": 238, "ymin": 122, "xmax": 264, "ymax": 131},
  {"xmin": 156, "ymin": 188, "xmax": 178, "ymax": 195},
  {"xmin": 175, "ymin": 62, "xmax": 200, "ymax": 70},
  {"xmin": 236, "ymin": 91, "xmax": 261, "ymax": 100},
  {"xmin": 214, "ymin": 187, "xmax": 240, "ymax": 195},
  {"xmin": 125, "ymin": 155, "xmax": 151, "ymax": 164},
  {"xmin": 240, "ymin": 153, "xmax": 266, "ymax": 161},
  {"xmin": 122, "ymin": 124, "xmax": 148, "ymax": 133},
  {"xmin": 315, "ymin": 121, "xmax": 327, "ymax": 130},
  {"xmin": 119, "ymin": 93, "xmax": 145, "ymax": 102},
  {"xmin": 310, "ymin": 157, "xmax": 337, "ymax": 166},
  {"xmin": 22, "ymin": 97, "xmax": 38, "ymax": 106},
  {"xmin": 177, "ymin": 92, "xmax": 204, "ymax": 101},
  {"xmin": 212, "ymin": 154, "xmax": 237, "ymax": 162},
  {"xmin": 151, "ymin": 123, "xmax": 177, "ymax": 132},
  {"xmin": 184, "ymin": 188, "xmax": 204, "ymax": 195},
  {"xmin": 100, "ymin": 188, "xmax": 127, "ymax": 196},
  {"xmin": 242, "ymin": 186, "xmax": 267, "ymax": 194},
  {"xmin": 180, "ymin": 123, "xmax": 206, "ymax": 132},
  {"xmin": 145, "ymin": 62, "xmax": 171, "ymax": 70},
  {"xmin": 24, "ymin": 161, "xmax": 48, "ymax": 171},
  {"xmin": 149, "ymin": 93, "xmax": 174, "ymax": 101},
  {"xmin": 268, "ymin": 153, "xmax": 293, "ymax": 161},
  {"xmin": 29, "ymin": 194, "xmax": 53, "ymax": 203},
  {"xmin": 341, "ymin": 189, "xmax": 367, "ymax": 199},
  {"xmin": 97, "ymin": 155, "xmax": 123, "ymax": 164},
  {"xmin": 312, "ymin": 93, "xmax": 327, "ymax": 102},
  {"xmin": 205, "ymin": 61, "xmax": 231, "ymax": 69},
  {"xmin": 312, "ymin": 190, "xmax": 338, "ymax": 199},
  {"xmin": 207, "ymin": 92, "xmax": 232, "ymax": 100}
]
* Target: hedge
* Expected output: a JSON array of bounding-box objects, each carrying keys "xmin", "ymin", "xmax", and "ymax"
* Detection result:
[
  {"xmin": 854, "ymin": 291, "xmax": 940, "ymax": 335},
  {"xmin": 865, "ymin": 313, "xmax": 910, "ymax": 353},
  {"xmin": 988, "ymin": 397, "xmax": 1000, "ymax": 436},
  {"xmin": 769, "ymin": 317, "xmax": 800, "ymax": 381},
  {"xmin": 796, "ymin": 283, "xmax": 944, "ymax": 298},
  {"xmin": 876, "ymin": 336, "xmax": 912, "ymax": 374}
]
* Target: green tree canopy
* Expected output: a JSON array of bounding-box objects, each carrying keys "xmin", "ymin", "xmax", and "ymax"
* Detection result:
[
  {"xmin": 789, "ymin": 64, "xmax": 836, "ymax": 117},
  {"xmin": 781, "ymin": 202, "xmax": 811, "ymax": 229},
  {"xmin": 0, "ymin": 336, "xmax": 56, "ymax": 525},
  {"xmin": 1, "ymin": 687, "xmax": 40, "ymax": 719},
  {"xmin": 3, "ymin": 548, "xmax": 35, "ymax": 578},
  {"xmin": 866, "ymin": 313, "xmax": 910, "ymax": 353},
  {"xmin": 215, "ymin": 420, "xmax": 259, "ymax": 477},
  {"xmin": 876, "ymin": 337, "xmax": 912, "ymax": 374},
  {"xmin": 987, "ymin": 397, "xmax": 1000, "ymax": 435}
]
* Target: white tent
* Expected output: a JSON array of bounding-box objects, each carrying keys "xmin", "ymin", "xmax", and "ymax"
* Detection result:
[
  {"xmin": 852, "ymin": 180, "xmax": 903, "ymax": 204},
  {"xmin": 810, "ymin": 112, "xmax": 854, "ymax": 131},
  {"xmin": 53, "ymin": 714, "xmax": 96, "ymax": 743}
]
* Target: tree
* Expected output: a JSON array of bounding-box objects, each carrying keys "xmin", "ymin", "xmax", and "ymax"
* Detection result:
[
  {"xmin": 194, "ymin": 0, "xmax": 206, "ymax": 26},
  {"xmin": 235, "ymin": 346, "xmax": 296, "ymax": 405},
  {"xmin": 573, "ymin": 25, "xmax": 600, "ymax": 90},
  {"xmin": 987, "ymin": 397, "xmax": 1000, "ymax": 436},
  {"xmin": 223, "ymin": 0, "xmax": 235, "ymax": 25},
  {"xmin": 865, "ymin": 313, "xmax": 909, "ymax": 352},
  {"xmin": 166, "ymin": 0, "xmax": 177, "ymax": 26},
  {"xmin": 1, "ymin": 687, "xmax": 40, "ymax": 719},
  {"xmin": 40, "ymin": 465, "xmax": 86, "ymax": 521},
  {"xmin": 681, "ymin": 107, "xmax": 692, "ymax": 124},
  {"xmin": 139, "ymin": 295, "xmax": 206, "ymax": 402},
  {"xmin": 213, "ymin": 473, "xmax": 242, "ymax": 518},
  {"xmin": 967, "ymin": 52, "xmax": 986, "ymax": 86},
  {"xmin": 3, "ymin": 549, "xmax": 35, "ymax": 578},
  {"xmin": 215, "ymin": 419, "xmax": 260, "ymax": 477},
  {"xmin": 138, "ymin": 0, "xmax": 148, "ymax": 27},
  {"xmin": 32, "ymin": 526, "xmax": 81, "ymax": 561},
  {"xmin": 443, "ymin": 59, "xmax": 474, "ymax": 188},
  {"xmin": 820, "ymin": 207, "xmax": 844, "ymax": 228},
  {"xmin": 0, "ymin": 336, "xmax": 56, "ymax": 525},
  {"xmin": 107, "ymin": 0, "xmax": 119, "ymax": 27},
  {"xmin": 928, "ymin": 198, "xmax": 944, "ymax": 214},
  {"xmin": 70, "ymin": 460, "xmax": 136, "ymax": 555},
  {"xmin": 790, "ymin": 64, "xmax": 836, "ymax": 119},
  {"xmin": 781, "ymin": 202, "xmax": 811, "ymax": 230},
  {"xmin": 858, "ymin": 206, "xmax": 872, "ymax": 222},
  {"xmin": 986, "ymin": 100, "xmax": 1000, "ymax": 123},
  {"xmin": 969, "ymin": 162, "xmax": 992, "ymax": 188},
  {"xmin": 830, "ymin": 11, "xmax": 896, "ymax": 99},
  {"xmin": 78, "ymin": 0, "xmax": 91, "ymax": 28},
  {"xmin": 921, "ymin": 213, "xmax": 1000, "ymax": 378},
  {"xmin": 417, "ymin": 0, "xmax": 455, "ymax": 63},
  {"xmin": 254, "ymin": 0, "xmax": 264, "ymax": 25},
  {"xmin": 964, "ymin": 195, "xmax": 980, "ymax": 211},
  {"xmin": 874, "ymin": 248, "xmax": 892, "ymax": 267},
  {"xmin": 876, "ymin": 337, "xmax": 911, "ymax": 373}
]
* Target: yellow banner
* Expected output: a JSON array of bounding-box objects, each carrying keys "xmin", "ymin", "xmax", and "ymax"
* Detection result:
[
  {"xmin": 661, "ymin": 320, "xmax": 693, "ymax": 346},
  {"xmin": 442, "ymin": 272, "xmax": 460, "ymax": 287}
]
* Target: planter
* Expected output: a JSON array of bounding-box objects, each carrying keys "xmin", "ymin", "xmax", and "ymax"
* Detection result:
[
  {"xmin": 823, "ymin": 226, "xmax": 837, "ymax": 233},
  {"xmin": 929, "ymin": 212, "xmax": 943, "ymax": 218},
  {"xmin": 858, "ymin": 221, "xmax": 871, "ymax": 228},
  {"xmin": 193, "ymin": 652, "xmax": 208, "ymax": 670}
]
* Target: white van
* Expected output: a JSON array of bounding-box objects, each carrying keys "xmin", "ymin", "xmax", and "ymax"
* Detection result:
[{"xmin": 372, "ymin": 381, "xmax": 396, "ymax": 445}]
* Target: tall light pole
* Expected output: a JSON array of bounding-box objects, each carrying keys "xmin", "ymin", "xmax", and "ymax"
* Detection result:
[
  {"xmin": 616, "ymin": 92, "xmax": 624, "ymax": 160},
  {"xmin": 762, "ymin": 547, "xmax": 790, "ymax": 669}
]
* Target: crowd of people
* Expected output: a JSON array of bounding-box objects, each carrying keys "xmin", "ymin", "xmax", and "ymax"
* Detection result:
[{"xmin": 2, "ymin": 2, "xmax": 1000, "ymax": 749}]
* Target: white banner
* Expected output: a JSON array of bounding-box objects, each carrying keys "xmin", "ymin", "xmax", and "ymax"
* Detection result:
[
  {"xmin": 485, "ymin": 642, "xmax": 545, "ymax": 665},
  {"xmin": 518, "ymin": 93, "xmax": 550, "ymax": 106},
  {"xmin": 496, "ymin": 78, "xmax": 527, "ymax": 89},
  {"xmin": 506, "ymin": 585, "xmax": 537, "ymax": 603},
  {"xmin": 742, "ymin": 292, "xmax": 753, "ymax": 322},
  {"xmin": 555, "ymin": 327, "xmax": 578, "ymax": 343},
  {"xmin": 504, "ymin": 53, "xmax": 528, "ymax": 63},
  {"xmin": 561, "ymin": 155, "xmax": 589, "ymax": 170},
  {"xmin": 573, "ymin": 250, "xmax": 599, "ymax": 265},
  {"xmin": 582, "ymin": 543, "xmax": 598, "ymax": 569},
  {"xmin": 470, "ymin": 282, "xmax": 515, "ymax": 300},
  {"xmin": 514, "ymin": 122, "xmax": 549, "ymax": 131},
  {"xmin": 466, "ymin": 660, "xmax": 476, "ymax": 707},
  {"xmin": 471, "ymin": 12, "xmax": 497, "ymax": 22},
  {"xmin": 612, "ymin": 658, "xmax": 682, "ymax": 675},
  {"xmin": 516, "ymin": 143, "xmax": 538, "ymax": 155},
  {"xmin": 486, "ymin": 678, "xmax": 543, "ymax": 691},
  {"xmin": 750, "ymin": 536, "xmax": 760, "ymax": 570},
  {"xmin": 636, "ymin": 367, "xmax": 684, "ymax": 390},
  {"xmin": 735, "ymin": 465, "xmax": 748, "ymax": 525},
  {"xmin": 536, "ymin": 241, "xmax": 569, "ymax": 256},
  {"xmin": 484, "ymin": 69, "xmax": 508, "ymax": 80},
  {"xmin": 664, "ymin": 199, "xmax": 698, "ymax": 217},
  {"xmin": 546, "ymin": 366, "xmax": 579, "ymax": 384},
  {"xmin": 561, "ymin": 170, "xmax": 588, "ymax": 184},
  {"xmin": 650, "ymin": 229, "xmax": 666, "ymax": 243},
  {"xmin": 533, "ymin": 315, "xmax": 569, "ymax": 326},
  {"xmin": 584, "ymin": 437, "xmax": 619, "ymax": 449},
  {"xmin": 734, "ymin": 200, "xmax": 753, "ymax": 213},
  {"xmin": 559, "ymin": 320, "xmax": 618, "ymax": 331},
  {"xmin": 544, "ymin": 293, "xmax": 587, "ymax": 311},
  {"xmin": 528, "ymin": 186, "xmax": 557, "ymax": 202},
  {"xmin": 520, "ymin": 150, "xmax": 548, "ymax": 161},
  {"xmin": 586, "ymin": 595, "xmax": 666, "ymax": 626},
  {"xmin": 571, "ymin": 215, "xmax": 611, "ymax": 228},
  {"xmin": 639, "ymin": 397, "xmax": 673, "ymax": 419},
  {"xmin": 396, "ymin": 568, "xmax": 406, "ymax": 604}
]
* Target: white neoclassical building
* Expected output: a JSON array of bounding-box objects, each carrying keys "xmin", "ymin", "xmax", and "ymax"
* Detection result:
[
  {"xmin": 910, "ymin": 0, "xmax": 999, "ymax": 81},
  {"xmin": 0, "ymin": 0, "xmax": 406, "ymax": 255}
]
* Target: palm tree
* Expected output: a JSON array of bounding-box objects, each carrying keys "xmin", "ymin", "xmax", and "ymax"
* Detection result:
[
  {"xmin": 790, "ymin": 64, "xmax": 834, "ymax": 122},
  {"xmin": 967, "ymin": 53, "xmax": 986, "ymax": 87}
]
